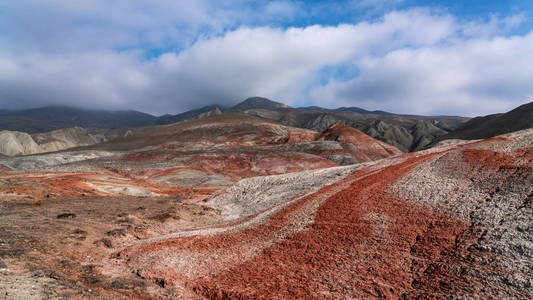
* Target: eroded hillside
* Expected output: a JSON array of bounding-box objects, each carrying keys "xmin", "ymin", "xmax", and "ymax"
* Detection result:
[
  {"xmin": 0, "ymin": 112, "xmax": 531, "ymax": 299},
  {"xmin": 121, "ymin": 129, "xmax": 533, "ymax": 299},
  {"xmin": 0, "ymin": 127, "xmax": 99, "ymax": 156}
]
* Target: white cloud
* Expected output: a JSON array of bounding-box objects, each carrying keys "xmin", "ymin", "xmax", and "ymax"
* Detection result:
[
  {"xmin": 309, "ymin": 30, "xmax": 533, "ymax": 116},
  {"xmin": 0, "ymin": 0, "xmax": 301, "ymax": 53},
  {"xmin": 0, "ymin": 3, "xmax": 531, "ymax": 116},
  {"xmin": 462, "ymin": 13, "xmax": 527, "ymax": 38}
]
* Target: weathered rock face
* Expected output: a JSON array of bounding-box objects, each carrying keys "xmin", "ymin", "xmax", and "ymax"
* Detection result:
[
  {"xmin": 360, "ymin": 119, "xmax": 450, "ymax": 152},
  {"xmin": 303, "ymin": 113, "xmax": 341, "ymax": 131},
  {"xmin": 314, "ymin": 123, "xmax": 402, "ymax": 164},
  {"xmin": 195, "ymin": 107, "xmax": 222, "ymax": 119},
  {"xmin": 32, "ymin": 127, "xmax": 98, "ymax": 153},
  {"xmin": 363, "ymin": 120, "xmax": 414, "ymax": 152},
  {"xmin": 0, "ymin": 127, "xmax": 98, "ymax": 156},
  {"xmin": 410, "ymin": 120, "xmax": 448, "ymax": 151},
  {"xmin": 0, "ymin": 131, "xmax": 41, "ymax": 156}
]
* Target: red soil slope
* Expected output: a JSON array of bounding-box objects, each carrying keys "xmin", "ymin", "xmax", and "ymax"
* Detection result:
[
  {"xmin": 1, "ymin": 115, "xmax": 401, "ymax": 203},
  {"xmin": 314, "ymin": 123, "xmax": 402, "ymax": 162},
  {"xmin": 3, "ymin": 115, "xmax": 528, "ymax": 299},
  {"xmin": 119, "ymin": 129, "xmax": 533, "ymax": 299},
  {"xmin": 101, "ymin": 114, "xmax": 401, "ymax": 166}
]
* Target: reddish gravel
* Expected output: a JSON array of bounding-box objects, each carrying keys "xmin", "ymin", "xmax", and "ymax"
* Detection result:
[
  {"xmin": 122, "ymin": 152, "xmax": 179, "ymax": 161},
  {"xmin": 2, "ymin": 113, "xmax": 530, "ymax": 299},
  {"xmin": 121, "ymin": 152, "xmax": 474, "ymax": 298},
  {"xmin": 188, "ymin": 153, "xmax": 465, "ymax": 299},
  {"xmin": 125, "ymin": 150, "xmax": 337, "ymax": 181},
  {"xmin": 121, "ymin": 134, "xmax": 533, "ymax": 299},
  {"xmin": 313, "ymin": 124, "xmax": 403, "ymax": 163},
  {"xmin": 318, "ymin": 124, "xmax": 401, "ymax": 155},
  {"xmin": 462, "ymin": 148, "xmax": 533, "ymax": 169}
]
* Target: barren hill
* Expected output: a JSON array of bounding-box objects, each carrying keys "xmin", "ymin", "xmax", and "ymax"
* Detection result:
[
  {"xmin": 90, "ymin": 113, "xmax": 401, "ymax": 166},
  {"xmin": 0, "ymin": 131, "xmax": 41, "ymax": 156},
  {"xmin": 32, "ymin": 127, "xmax": 98, "ymax": 153},
  {"xmin": 0, "ymin": 127, "xmax": 98, "ymax": 156},
  {"xmin": 0, "ymin": 102, "xmax": 531, "ymax": 299},
  {"xmin": 120, "ymin": 129, "xmax": 533, "ymax": 299},
  {"xmin": 314, "ymin": 123, "xmax": 402, "ymax": 164},
  {"xmin": 230, "ymin": 96, "xmax": 291, "ymax": 111},
  {"xmin": 0, "ymin": 98, "xmax": 470, "ymax": 153},
  {"xmin": 0, "ymin": 117, "xmax": 531, "ymax": 298},
  {"xmin": 438, "ymin": 101, "xmax": 533, "ymax": 141}
]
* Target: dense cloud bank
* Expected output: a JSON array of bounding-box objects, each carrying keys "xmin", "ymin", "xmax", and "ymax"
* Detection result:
[{"xmin": 0, "ymin": 1, "xmax": 531, "ymax": 116}]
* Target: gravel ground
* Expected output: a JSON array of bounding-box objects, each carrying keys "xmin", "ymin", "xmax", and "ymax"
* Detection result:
[
  {"xmin": 206, "ymin": 164, "xmax": 363, "ymax": 221},
  {"xmin": 392, "ymin": 128, "xmax": 533, "ymax": 295}
]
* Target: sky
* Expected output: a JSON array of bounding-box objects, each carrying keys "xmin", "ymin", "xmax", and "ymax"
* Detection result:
[{"xmin": 0, "ymin": 0, "xmax": 532, "ymax": 116}]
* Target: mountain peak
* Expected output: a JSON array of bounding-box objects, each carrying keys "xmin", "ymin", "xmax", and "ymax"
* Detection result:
[{"xmin": 231, "ymin": 97, "xmax": 291, "ymax": 111}]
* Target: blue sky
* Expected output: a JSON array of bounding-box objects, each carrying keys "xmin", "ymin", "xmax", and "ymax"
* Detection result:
[
  {"xmin": 0, "ymin": 0, "xmax": 532, "ymax": 116},
  {"xmin": 270, "ymin": 0, "xmax": 533, "ymax": 29}
]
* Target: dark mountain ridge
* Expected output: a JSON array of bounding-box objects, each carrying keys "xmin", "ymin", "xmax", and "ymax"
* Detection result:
[
  {"xmin": 435, "ymin": 101, "xmax": 533, "ymax": 141},
  {"xmin": 2, "ymin": 99, "xmax": 530, "ymax": 153},
  {"xmin": 229, "ymin": 97, "xmax": 291, "ymax": 111},
  {"xmin": 13, "ymin": 97, "xmax": 532, "ymax": 154},
  {"xmin": 155, "ymin": 104, "xmax": 228, "ymax": 125},
  {"xmin": 0, "ymin": 106, "xmax": 157, "ymax": 133},
  {"xmin": 0, "ymin": 97, "xmax": 288, "ymax": 133},
  {"xmin": 300, "ymin": 106, "xmax": 393, "ymax": 115}
]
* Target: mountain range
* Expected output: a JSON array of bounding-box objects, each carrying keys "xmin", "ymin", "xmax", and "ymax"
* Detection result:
[
  {"xmin": 435, "ymin": 101, "xmax": 533, "ymax": 141},
  {"xmin": 0, "ymin": 97, "xmax": 531, "ymax": 154}
]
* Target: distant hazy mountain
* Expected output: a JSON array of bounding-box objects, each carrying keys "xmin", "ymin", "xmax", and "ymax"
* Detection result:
[
  {"xmin": 0, "ymin": 97, "xmax": 486, "ymax": 152},
  {"xmin": 0, "ymin": 106, "xmax": 158, "ymax": 133},
  {"xmin": 437, "ymin": 101, "xmax": 533, "ymax": 141},
  {"xmin": 241, "ymin": 104, "xmax": 468, "ymax": 152},
  {"xmin": 229, "ymin": 97, "xmax": 291, "ymax": 111},
  {"xmin": 301, "ymin": 106, "xmax": 393, "ymax": 115},
  {"xmin": 0, "ymin": 98, "xmax": 297, "ymax": 133},
  {"xmin": 155, "ymin": 105, "xmax": 227, "ymax": 125}
]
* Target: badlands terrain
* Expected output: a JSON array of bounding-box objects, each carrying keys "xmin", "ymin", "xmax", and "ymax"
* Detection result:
[
  {"xmin": 0, "ymin": 100, "xmax": 532, "ymax": 299},
  {"xmin": 0, "ymin": 97, "xmax": 470, "ymax": 153}
]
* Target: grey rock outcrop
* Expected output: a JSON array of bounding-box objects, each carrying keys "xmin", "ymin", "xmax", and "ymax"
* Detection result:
[
  {"xmin": 0, "ymin": 131, "xmax": 41, "ymax": 156},
  {"xmin": 196, "ymin": 107, "xmax": 222, "ymax": 119},
  {"xmin": 32, "ymin": 127, "xmax": 98, "ymax": 153},
  {"xmin": 363, "ymin": 120, "xmax": 413, "ymax": 152},
  {"xmin": 0, "ymin": 127, "xmax": 99, "ymax": 156},
  {"xmin": 304, "ymin": 114, "xmax": 343, "ymax": 131},
  {"xmin": 410, "ymin": 120, "xmax": 447, "ymax": 151}
]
